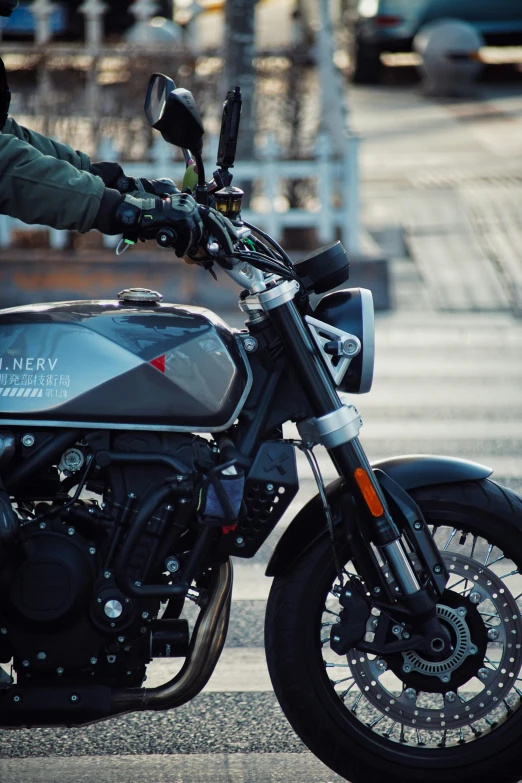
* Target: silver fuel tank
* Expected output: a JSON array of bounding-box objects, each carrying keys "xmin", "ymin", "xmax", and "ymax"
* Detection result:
[{"xmin": 0, "ymin": 297, "xmax": 252, "ymax": 432}]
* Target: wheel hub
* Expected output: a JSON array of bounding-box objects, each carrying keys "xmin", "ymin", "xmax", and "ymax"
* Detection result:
[
  {"xmin": 403, "ymin": 603, "xmax": 471, "ymax": 679},
  {"xmin": 386, "ymin": 589, "xmax": 489, "ymax": 693}
]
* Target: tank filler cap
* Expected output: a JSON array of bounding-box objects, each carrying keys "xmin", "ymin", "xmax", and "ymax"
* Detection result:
[{"xmin": 118, "ymin": 288, "xmax": 163, "ymax": 303}]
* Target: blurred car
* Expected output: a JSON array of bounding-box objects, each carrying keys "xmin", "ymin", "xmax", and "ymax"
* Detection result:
[
  {"xmin": 0, "ymin": 1, "xmax": 173, "ymax": 41},
  {"xmin": 351, "ymin": 0, "xmax": 522, "ymax": 82}
]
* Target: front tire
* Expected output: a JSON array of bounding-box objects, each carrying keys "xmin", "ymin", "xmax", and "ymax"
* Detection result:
[{"xmin": 265, "ymin": 480, "xmax": 522, "ymax": 783}]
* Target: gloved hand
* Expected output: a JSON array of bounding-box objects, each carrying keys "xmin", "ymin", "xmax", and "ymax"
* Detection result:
[
  {"xmin": 113, "ymin": 193, "xmax": 204, "ymax": 257},
  {"xmin": 198, "ymin": 205, "xmax": 239, "ymax": 256},
  {"xmin": 90, "ymin": 161, "xmax": 179, "ymax": 198}
]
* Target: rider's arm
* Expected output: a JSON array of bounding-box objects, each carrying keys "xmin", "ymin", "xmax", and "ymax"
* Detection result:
[
  {"xmin": 2, "ymin": 117, "xmax": 91, "ymax": 171},
  {"xmin": 0, "ymin": 130, "xmax": 122, "ymax": 233}
]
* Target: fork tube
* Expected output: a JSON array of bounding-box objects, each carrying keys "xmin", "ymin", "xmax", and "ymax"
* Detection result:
[
  {"xmin": 268, "ymin": 298, "xmax": 422, "ymax": 596},
  {"xmin": 267, "ymin": 297, "xmax": 343, "ymax": 413}
]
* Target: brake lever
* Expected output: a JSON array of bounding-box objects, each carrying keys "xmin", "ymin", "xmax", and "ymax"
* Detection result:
[{"xmin": 198, "ymin": 206, "xmax": 236, "ymax": 255}]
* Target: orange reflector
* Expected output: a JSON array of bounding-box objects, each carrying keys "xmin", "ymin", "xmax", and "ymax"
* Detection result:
[{"xmin": 354, "ymin": 468, "xmax": 384, "ymax": 517}]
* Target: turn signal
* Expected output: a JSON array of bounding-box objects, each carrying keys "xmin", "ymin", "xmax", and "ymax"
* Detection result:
[{"xmin": 354, "ymin": 468, "xmax": 384, "ymax": 517}]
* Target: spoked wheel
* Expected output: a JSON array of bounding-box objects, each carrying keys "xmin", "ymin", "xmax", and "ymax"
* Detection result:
[{"xmin": 265, "ymin": 480, "xmax": 522, "ymax": 783}]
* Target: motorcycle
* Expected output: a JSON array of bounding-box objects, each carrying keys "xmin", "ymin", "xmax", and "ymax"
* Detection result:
[{"xmin": 0, "ymin": 74, "xmax": 521, "ymax": 783}]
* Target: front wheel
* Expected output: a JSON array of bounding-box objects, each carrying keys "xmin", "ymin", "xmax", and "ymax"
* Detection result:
[{"xmin": 265, "ymin": 480, "xmax": 522, "ymax": 783}]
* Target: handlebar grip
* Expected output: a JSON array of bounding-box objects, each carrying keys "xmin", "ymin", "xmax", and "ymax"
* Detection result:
[{"xmin": 156, "ymin": 228, "xmax": 178, "ymax": 249}]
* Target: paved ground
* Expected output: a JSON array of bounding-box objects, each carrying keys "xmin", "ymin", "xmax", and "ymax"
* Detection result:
[{"xmin": 356, "ymin": 81, "xmax": 522, "ymax": 315}]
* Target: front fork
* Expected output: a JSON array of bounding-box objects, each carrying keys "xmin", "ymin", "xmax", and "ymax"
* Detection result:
[{"xmin": 265, "ymin": 293, "xmax": 451, "ymax": 657}]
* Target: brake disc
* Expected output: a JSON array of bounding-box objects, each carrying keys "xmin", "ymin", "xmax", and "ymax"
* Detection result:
[{"xmin": 345, "ymin": 550, "xmax": 522, "ymax": 732}]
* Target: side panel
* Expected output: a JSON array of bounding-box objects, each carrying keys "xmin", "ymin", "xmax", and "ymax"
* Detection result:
[{"xmin": 266, "ymin": 455, "xmax": 493, "ymax": 577}]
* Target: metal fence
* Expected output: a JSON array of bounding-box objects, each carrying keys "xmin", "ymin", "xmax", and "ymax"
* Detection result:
[{"xmin": 1, "ymin": 0, "xmax": 361, "ymax": 255}]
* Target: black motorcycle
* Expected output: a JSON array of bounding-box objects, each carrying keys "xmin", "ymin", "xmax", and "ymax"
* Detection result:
[{"xmin": 0, "ymin": 75, "xmax": 521, "ymax": 783}]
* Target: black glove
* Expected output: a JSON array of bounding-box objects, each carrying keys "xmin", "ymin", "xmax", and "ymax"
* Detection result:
[
  {"xmin": 198, "ymin": 205, "xmax": 239, "ymax": 256},
  {"xmin": 113, "ymin": 193, "xmax": 204, "ymax": 257},
  {"xmin": 89, "ymin": 161, "xmax": 179, "ymax": 198}
]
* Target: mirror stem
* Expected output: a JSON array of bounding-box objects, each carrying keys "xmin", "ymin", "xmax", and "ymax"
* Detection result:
[{"xmin": 192, "ymin": 151, "xmax": 208, "ymax": 205}]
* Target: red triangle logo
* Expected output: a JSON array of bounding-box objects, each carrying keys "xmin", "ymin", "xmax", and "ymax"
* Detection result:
[{"xmin": 150, "ymin": 355, "xmax": 166, "ymax": 373}]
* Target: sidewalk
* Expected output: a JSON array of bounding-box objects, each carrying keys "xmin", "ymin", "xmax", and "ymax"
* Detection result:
[{"xmin": 353, "ymin": 83, "xmax": 522, "ymax": 314}]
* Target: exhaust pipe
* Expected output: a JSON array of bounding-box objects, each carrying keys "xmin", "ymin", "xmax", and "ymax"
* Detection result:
[{"xmin": 111, "ymin": 558, "xmax": 233, "ymax": 715}]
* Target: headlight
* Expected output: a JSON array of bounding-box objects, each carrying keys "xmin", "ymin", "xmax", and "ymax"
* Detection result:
[{"xmin": 310, "ymin": 288, "xmax": 375, "ymax": 394}]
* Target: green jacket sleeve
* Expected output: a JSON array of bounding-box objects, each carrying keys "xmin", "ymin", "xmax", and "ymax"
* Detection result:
[
  {"xmin": 2, "ymin": 117, "xmax": 91, "ymax": 170},
  {"xmin": 0, "ymin": 119, "xmax": 105, "ymax": 233}
]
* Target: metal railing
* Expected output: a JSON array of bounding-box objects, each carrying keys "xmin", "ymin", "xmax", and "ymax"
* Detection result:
[{"xmin": 0, "ymin": 0, "xmax": 361, "ymax": 255}]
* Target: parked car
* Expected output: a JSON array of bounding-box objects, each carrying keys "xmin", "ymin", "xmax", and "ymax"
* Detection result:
[
  {"xmin": 0, "ymin": 0, "xmax": 173, "ymax": 41},
  {"xmin": 350, "ymin": 0, "xmax": 522, "ymax": 82}
]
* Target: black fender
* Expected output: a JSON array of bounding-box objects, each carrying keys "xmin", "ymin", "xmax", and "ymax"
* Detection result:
[{"xmin": 265, "ymin": 454, "xmax": 493, "ymax": 577}]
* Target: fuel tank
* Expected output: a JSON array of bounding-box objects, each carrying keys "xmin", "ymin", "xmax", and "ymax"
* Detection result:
[{"xmin": 0, "ymin": 297, "xmax": 252, "ymax": 432}]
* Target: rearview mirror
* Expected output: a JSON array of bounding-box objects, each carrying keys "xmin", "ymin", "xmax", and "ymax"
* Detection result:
[
  {"xmin": 144, "ymin": 73, "xmax": 175, "ymax": 127},
  {"xmin": 145, "ymin": 74, "xmax": 205, "ymax": 154}
]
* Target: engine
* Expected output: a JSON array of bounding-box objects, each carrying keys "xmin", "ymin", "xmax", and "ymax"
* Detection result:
[{"xmin": 0, "ymin": 429, "xmax": 217, "ymax": 689}]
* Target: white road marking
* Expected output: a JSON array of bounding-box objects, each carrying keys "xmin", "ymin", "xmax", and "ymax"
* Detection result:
[{"xmin": 146, "ymin": 647, "xmax": 273, "ymax": 692}]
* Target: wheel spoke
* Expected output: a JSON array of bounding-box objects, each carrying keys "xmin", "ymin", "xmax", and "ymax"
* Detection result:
[
  {"xmin": 499, "ymin": 569, "xmax": 519, "ymax": 580},
  {"xmin": 478, "ymin": 610, "xmax": 500, "ymax": 620},
  {"xmin": 384, "ymin": 721, "xmax": 397, "ymax": 738},
  {"xmin": 323, "ymin": 607, "xmax": 340, "ymax": 618},
  {"xmin": 443, "ymin": 527, "xmax": 458, "ymax": 551},
  {"xmin": 325, "ymin": 662, "xmax": 351, "ymax": 668},
  {"xmin": 332, "ymin": 676, "xmax": 355, "ymax": 686},
  {"xmin": 340, "ymin": 681, "xmax": 357, "ymax": 700}
]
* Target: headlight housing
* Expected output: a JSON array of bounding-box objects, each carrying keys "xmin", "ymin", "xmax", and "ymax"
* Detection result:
[{"xmin": 311, "ymin": 288, "xmax": 375, "ymax": 394}]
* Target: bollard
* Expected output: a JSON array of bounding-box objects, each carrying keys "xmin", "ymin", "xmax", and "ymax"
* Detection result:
[{"xmin": 414, "ymin": 19, "xmax": 485, "ymax": 97}]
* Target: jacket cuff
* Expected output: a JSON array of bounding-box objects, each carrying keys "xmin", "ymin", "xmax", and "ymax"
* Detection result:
[{"xmin": 92, "ymin": 188, "xmax": 124, "ymax": 235}]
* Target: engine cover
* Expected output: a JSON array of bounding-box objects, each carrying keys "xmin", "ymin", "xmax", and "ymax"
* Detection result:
[{"xmin": 6, "ymin": 530, "xmax": 94, "ymax": 630}]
